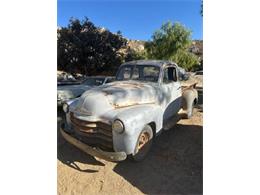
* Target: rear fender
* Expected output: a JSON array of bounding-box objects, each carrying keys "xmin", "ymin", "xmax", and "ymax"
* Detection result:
[{"xmin": 182, "ymin": 88, "xmax": 198, "ymax": 111}]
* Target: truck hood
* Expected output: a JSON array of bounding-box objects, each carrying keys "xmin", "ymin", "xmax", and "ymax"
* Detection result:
[{"xmin": 74, "ymin": 81, "xmax": 159, "ymax": 117}]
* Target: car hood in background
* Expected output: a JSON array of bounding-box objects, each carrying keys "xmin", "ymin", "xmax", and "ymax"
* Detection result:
[{"xmin": 57, "ymin": 84, "xmax": 92, "ymax": 99}]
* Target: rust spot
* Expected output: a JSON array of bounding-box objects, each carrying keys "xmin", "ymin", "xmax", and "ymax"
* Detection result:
[
  {"xmin": 106, "ymin": 82, "xmax": 145, "ymax": 90},
  {"xmin": 113, "ymin": 101, "xmax": 155, "ymax": 109},
  {"xmin": 137, "ymin": 132, "xmax": 150, "ymax": 151},
  {"xmin": 182, "ymin": 82, "xmax": 198, "ymax": 94},
  {"xmin": 70, "ymin": 112, "xmax": 112, "ymax": 137}
]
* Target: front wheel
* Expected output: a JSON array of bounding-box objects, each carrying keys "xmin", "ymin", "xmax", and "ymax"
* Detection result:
[{"xmin": 130, "ymin": 125, "xmax": 154, "ymax": 162}]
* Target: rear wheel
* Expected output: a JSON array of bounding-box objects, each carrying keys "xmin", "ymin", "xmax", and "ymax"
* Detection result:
[{"xmin": 130, "ymin": 125, "xmax": 154, "ymax": 162}]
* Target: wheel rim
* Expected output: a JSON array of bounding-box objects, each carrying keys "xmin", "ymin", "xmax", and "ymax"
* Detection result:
[{"xmin": 137, "ymin": 132, "xmax": 150, "ymax": 151}]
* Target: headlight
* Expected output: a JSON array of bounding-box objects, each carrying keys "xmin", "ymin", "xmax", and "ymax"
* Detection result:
[
  {"xmin": 63, "ymin": 103, "xmax": 69, "ymax": 113},
  {"xmin": 112, "ymin": 120, "xmax": 124, "ymax": 134}
]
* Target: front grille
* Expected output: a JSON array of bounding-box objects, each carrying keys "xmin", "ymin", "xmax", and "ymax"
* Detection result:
[{"xmin": 70, "ymin": 112, "xmax": 114, "ymax": 151}]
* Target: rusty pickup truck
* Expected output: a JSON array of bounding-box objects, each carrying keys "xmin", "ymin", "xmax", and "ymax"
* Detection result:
[{"xmin": 60, "ymin": 60, "xmax": 198, "ymax": 162}]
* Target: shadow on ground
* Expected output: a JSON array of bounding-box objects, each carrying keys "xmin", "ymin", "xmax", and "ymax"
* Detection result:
[
  {"xmin": 57, "ymin": 108, "xmax": 105, "ymax": 172},
  {"xmin": 113, "ymin": 123, "xmax": 203, "ymax": 194},
  {"xmin": 58, "ymin": 106, "xmax": 202, "ymax": 194}
]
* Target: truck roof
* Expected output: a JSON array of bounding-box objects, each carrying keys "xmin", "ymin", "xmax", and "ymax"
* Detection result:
[{"xmin": 121, "ymin": 60, "xmax": 178, "ymax": 67}]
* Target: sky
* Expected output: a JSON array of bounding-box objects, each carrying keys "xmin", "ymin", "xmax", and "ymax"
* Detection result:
[{"xmin": 58, "ymin": 0, "xmax": 202, "ymax": 41}]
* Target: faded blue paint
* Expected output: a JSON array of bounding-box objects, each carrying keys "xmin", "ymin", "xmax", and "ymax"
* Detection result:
[{"xmin": 63, "ymin": 60, "xmax": 198, "ymax": 156}]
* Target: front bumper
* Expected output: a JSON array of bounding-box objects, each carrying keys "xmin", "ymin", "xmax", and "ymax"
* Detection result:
[{"xmin": 60, "ymin": 123, "xmax": 127, "ymax": 162}]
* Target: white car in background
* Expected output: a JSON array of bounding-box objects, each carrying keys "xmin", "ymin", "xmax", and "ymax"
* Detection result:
[{"xmin": 57, "ymin": 76, "xmax": 114, "ymax": 106}]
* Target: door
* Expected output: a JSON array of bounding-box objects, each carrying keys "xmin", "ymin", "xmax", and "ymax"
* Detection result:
[{"xmin": 160, "ymin": 66, "xmax": 182, "ymax": 121}]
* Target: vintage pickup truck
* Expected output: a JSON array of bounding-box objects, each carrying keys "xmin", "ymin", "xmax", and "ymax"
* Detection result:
[{"xmin": 60, "ymin": 60, "xmax": 198, "ymax": 162}]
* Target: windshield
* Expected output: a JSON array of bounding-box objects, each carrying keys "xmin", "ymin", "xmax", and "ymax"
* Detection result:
[
  {"xmin": 82, "ymin": 78, "xmax": 105, "ymax": 86},
  {"xmin": 116, "ymin": 65, "xmax": 160, "ymax": 82}
]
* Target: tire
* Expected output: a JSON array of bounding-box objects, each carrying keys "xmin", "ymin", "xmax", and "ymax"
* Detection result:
[{"xmin": 130, "ymin": 125, "xmax": 154, "ymax": 162}]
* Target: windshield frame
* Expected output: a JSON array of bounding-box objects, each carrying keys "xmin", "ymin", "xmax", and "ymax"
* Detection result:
[{"xmin": 115, "ymin": 64, "xmax": 161, "ymax": 83}]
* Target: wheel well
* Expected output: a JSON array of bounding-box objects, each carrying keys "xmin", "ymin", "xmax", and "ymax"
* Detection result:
[
  {"xmin": 194, "ymin": 98, "xmax": 198, "ymax": 105},
  {"xmin": 148, "ymin": 122, "xmax": 156, "ymax": 136}
]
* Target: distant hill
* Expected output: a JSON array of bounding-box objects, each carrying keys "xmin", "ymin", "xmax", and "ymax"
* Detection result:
[
  {"xmin": 189, "ymin": 40, "xmax": 203, "ymax": 60},
  {"xmin": 125, "ymin": 39, "xmax": 203, "ymax": 60}
]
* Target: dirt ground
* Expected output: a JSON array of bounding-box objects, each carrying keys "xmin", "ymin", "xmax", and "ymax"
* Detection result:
[{"xmin": 57, "ymin": 104, "xmax": 203, "ymax": 195}]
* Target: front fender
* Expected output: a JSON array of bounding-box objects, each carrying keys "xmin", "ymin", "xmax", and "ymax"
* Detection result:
[{"xmin": 112, "ymin": 104, "xmax": 163, "ymax": 155}]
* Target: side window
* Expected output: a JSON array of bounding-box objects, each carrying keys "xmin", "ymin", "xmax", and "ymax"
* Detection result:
[
  {"xmin": 132, "ymin": 67, "xmax": 139, "ymax": 79},
  {"xmin": 163, "ymin": 67, "xmax": 177, "ymax": 83},
  {"xmin": 123, "ymin": 67, "xmax": 131, "ymax": 79},
  {"xmin": 143, "ymin": 66, "xmax": 160, "ymax": 81}
]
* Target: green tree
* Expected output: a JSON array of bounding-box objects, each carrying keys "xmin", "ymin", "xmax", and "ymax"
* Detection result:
[
  {"xmin": 57, "ymin": 17, "xmax": 128, "ymax": 75},
  {"xmin": 145, "ymin": 21, "xmax": 199, "ymax": 70}
]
